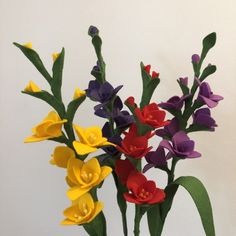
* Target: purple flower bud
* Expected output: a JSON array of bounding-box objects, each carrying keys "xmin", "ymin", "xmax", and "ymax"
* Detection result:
[
  {"xmin": 192, "ymin": 54, "xmax": 200, "ymax": 63},
  {"xmin": 159, "ymin": 94, "xmax": 191, "ymax": 110},
  {"xmin": 88, "ymin": 25, "xmax": 99, "ymax": 37},
  {"xmin": 178, "ymin": 77, "xmax": 188, "ymax": 87}
]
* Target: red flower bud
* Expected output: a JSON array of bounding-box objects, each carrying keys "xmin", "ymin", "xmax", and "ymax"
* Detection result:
[
  {"xmin": 126, "ymin": 96, "xmax": 135, "ymax": 106},
  {"xmin": 135, "ymin": 103, "xmax": 169, "ymax": 128},
  {"xmin": 151, "ymin": 71, "xmax": 160, "ymax": 78},
  {"xmin": 144, "ymin": 64, "xmax": 151, "ymax": 74}
]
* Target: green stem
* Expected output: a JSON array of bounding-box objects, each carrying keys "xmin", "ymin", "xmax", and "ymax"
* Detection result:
[
  {"xmin": 134, "ymin": 205, "xmax": 141, "ymax": 236},
  {"xmin": 168, "ymin": 158, "xmax": 179, "ymax": 185}
]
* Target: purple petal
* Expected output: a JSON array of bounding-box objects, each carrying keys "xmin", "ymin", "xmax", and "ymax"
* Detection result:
[
  {"xmin": 177, "ymin": 140, "xmax": 194, "ymax": 153},
  {"xmin": 143, "ymin": 163, "xmax": 155, "ymax": 173},
  {"xmin": 188, "ymin": 151, "xmax": 201, "ymax": 158},
  {"xmin": 160, "ymin": 140, "xmax": 174, "ymax": 154},
  {"xmin": 200, "ymin": 96, "xmax": 218, "ymax": 108},
  {"xmin": 172, "ymin": 131, "xmax": 190, "ymax": 148}
]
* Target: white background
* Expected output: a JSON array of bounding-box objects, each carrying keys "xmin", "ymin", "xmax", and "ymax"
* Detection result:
[{"xmin": 0, "ymin": 0, "xmax": 236, "ymax": 235}]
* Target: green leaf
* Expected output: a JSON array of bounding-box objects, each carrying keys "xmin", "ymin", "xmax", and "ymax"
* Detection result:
[
  {"xmin": 51, "ymin": 48, "xmax": 64, "ymax": 101},
  {"xmin": 166, "ymin": 176, "xmax": 215, "ymax": 236},
  {"xmin": 66, "ymin": 95, "xmax": 86, "ymax": 123},
  {"xmin": 147, "ymin": 204, "xmax": 164, "ymax": 236},
  {"xmin": 201, "ymin": 32, "xmax": 217, "ymax": 63},
  {"xmin": 13, "ymin": 43, "xmax": 52, "ymax": 84},
  {"xmin": 200, "ymin": 65, "xmax": 217, "ymax": 82},
  {"xmin": 22, "ymin": 90, "xmax": 65, "ymax": 118}
]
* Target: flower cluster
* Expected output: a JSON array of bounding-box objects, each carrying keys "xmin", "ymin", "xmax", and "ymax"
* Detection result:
[{"xmin": 17, "ymin": 27, "xmax": 222, "ymax": 236}]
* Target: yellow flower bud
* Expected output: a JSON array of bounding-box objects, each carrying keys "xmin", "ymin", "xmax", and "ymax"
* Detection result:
[
  {"xmin": 52, "ymin": 53, "xmax": 60, "ymax": 62},
  {"xmin": 23, "ymin": 42, "xmax": 33, "ymax": 49},
  {"xmin": 73, "ymin": 125, "xmax": 115, "ymax": 155},
  {"xmin": 24, "ymin": 80, "xmax": 41, "ymax": 93},
  {"xmin": 24, "ymin": 111, "xmax": 67, "ymax": 143},
  {"xmin": 61, "ymin": 193, "xmax": 103, "ymax": 225},
  {"xmin": 73, "ymin": 88, "xmax": 86, "ymax": 100},
  {"xmin": 66, "ymin": 158, "xmax": 112, "ymax": 200}
]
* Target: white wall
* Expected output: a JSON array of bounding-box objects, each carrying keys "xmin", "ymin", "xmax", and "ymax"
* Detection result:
[{"xmin": 0, "ymin": 0, "xmax": 235, "ymax": 235}]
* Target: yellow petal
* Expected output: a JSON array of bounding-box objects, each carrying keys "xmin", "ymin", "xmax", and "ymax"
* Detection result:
[
  {"xmin": 87, "ymin": 201, "xmax": 104, "ymax": 223},
  {"xmin": 100, "ymin": 140, "xmax": 116, "ymax": 147},
  {"xmin": 73, "ymin": 88, "xmax": 86, "ymax": 100},
  {"xmin": 67, "ymin": 158, "xmax": 83, "ymax": 184},
  {"xmin": 99, "ymin": 166, "xmax": 112, "ymax": 182},
  {"xmin": 23, "ymin": 42, "xmax": 32, "ymax": 49},
  {"xmin": 34, "ymin": 120, "xmax": 52, "ymax": 137},
  {"xmin": 52, "ymin": 52, "xmax": 60, "ymax": 62},
  {"xmin": 46, "ymin": 120, "xmax": 67, "ymax": 137},
  {"xmin": 60, "ymin": 219, "xmax": 77, "ymax": 225},
  {"xmin": 67, "ymin": 186, "xmax": 91, "ymax": 201},
  {"xmin": 73, "ymin": 125, "xmax": 88, "ymax": 144},
  {"xmin": 82, "ymin": 158, "xmax": 101, "ymax": 176},
  {"xmin": 24, "ymin": 80, "xmax": 41, "ymax": 92},
  {"xmin": 77, "ymin": 193, "xmax": 94, "ymax": 210},
  {"xmin": 43, "ymin": 111, "xmax": 61, "ymax": 122},
  {"xmin": 73, "ymin": 141, "xmax": 97, "ymax": 155},
  {"xmin": 24, "ymin": 135, "xmax": 51, "ymax": 143},
  {"xmin": 51, "ymin": 146, "xmax": 75, "ymax": 168},
  {"xmin": 65, "ymin": 176, "xmax": 76, "ymax": 187}
]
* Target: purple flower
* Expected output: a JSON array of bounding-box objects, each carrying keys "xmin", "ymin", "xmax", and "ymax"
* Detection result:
[
  {"xmin": 160, "ymin": 131, "xmax": 201, "ymax": 159},
  {"xmin": 156, "ymin": 118, "xmax": 180, "ymax": 138},
  {"xmin": 159, "ymin": 95, "xmax": 190, "ymax": 110},
  {"xmin": 143, "ymin": 146, "xmax": 167, "ymax": 173},
  {"xmin": 192, "ymin": 54, "xmax": 200, "ymax": 63},
  {"xmin": 197, "ymin": 82, "xmax": 223, "ymax": 108},
  {"xmin": 86, "ymin": 80, "xmax": 123, "ymax": 105},
  {"xmin": 102, "ymin": 122, "xmax": 122, "ymax": 156},
  {"xmin": 95, "ymin": 96, "xmax": 134, "ymax": 129},
  {"xmin": 178, "ymin": 77, "xmax": 188, "ymax": 87},
  {"xmin": 192, "ymin": 108, "xmax": 217, "ymax": 131}
]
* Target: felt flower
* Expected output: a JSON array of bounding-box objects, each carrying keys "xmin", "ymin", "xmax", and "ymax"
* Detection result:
[
  {"xmin": 73, "ymin": 88, "xmax": 86, "ymax": 100},
  {"xmin": 159, "ymin": 95, "xmax": 190, "ymax": 111},
  {"xmin": 73, "ymin": 125, "xmax": 115, "ymax": 155},
  {"xmin": 144, "ymin": 65, "xmax": 160, "ymax": 78},
  {"xmin": 123, "ymin": 172, "xmax": 165, "ymax": 204},
  {"xmin": 191, "ymin": 54, "xmax": 200, "ymax": 63},
  {"xmin": 50, "ymin": 146, "xmax": 76, "ymax": 168},
  {"xmin": 116, "ymin": 124, "xmax": 153, "ymax": 159},
  {"xmin": 156, "ymin": 118, "xmax": 180, "ymax": 138},
  {"xmin": 95, "ymin": 96, "xmax": 134, "ymax": 129},
  {"xmin": 192, "ymin": 108, "xmax": 217, "ymax": 131},
  {"xmin": 160, "ymin": 131, "xmax": 201, "ymax": 159},
  {"xmin": 86, "ymin": 80, "xmax": 122, "ymax": 106},
  {"xmin": 135, "ymin": 103, "xmax": 169, "ymax": 128},
  {"xmin": 143, "ymin": 146, "xmax": 167, "ymax": 173},
  {"xmin": 102, "ymin": 122, "xmax": 122, "ymax": 156},
  {"xmin": 24, "ymin": 80, "xmax": 41, "ymax": 93},
  {"xmin": 66, "ymin": 158, "xmax": 112, "ymax": 200},
  {"xmin": 61, "ymin": 193, "xmax": 103, "ymax": 225},
  {"xmin": 24, "ymin": 111, "xmax": 67, "ymax": 143},
  {"xmin": 197, "ymin": 82, "xmax": 223, "ymax": 108}
]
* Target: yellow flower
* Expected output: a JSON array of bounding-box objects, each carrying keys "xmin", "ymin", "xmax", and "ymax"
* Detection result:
[
  {"xmin": 50, "ymin": 146, "xmax": 76, "ymax": 168},
  {"xmin": 61, "ymin": 193, "xmax": 103, "ymax": 225},
  {"xmin": 23, "ymin": 42, "xmax": 33, "ymax": 49},
  {"xmin": 66, "ymin": 157, "xmax": 112, "ymax": 200},
  {"xmin": 73, "ymin": 88, "xmax": 86, "ymax": 100},
  {"xmin": 24, "ymin": 111, "xmax": 67, "ymax": 143},
  {"xmin": 24, "ymin": 80, "xmax": 41, "ymax": 93},
  {"xmin": 52, "ymin": 52, "xmax": 60, "ymax": 62},
  {"xmin": 73, "ymin": 125, "xmax": 115, "ymax": 155}
]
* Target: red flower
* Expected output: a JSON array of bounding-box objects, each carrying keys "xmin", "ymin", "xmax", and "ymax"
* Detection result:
[
  {"xmin": 125, "ymin": 96, "xmax": 135, "ymax": 106},
  {"xmin": 124, "ymin": 171, "xmax": 165, "ymax": 204},
  {"xmin": 135, "ymin": 103, "xmax": 169, "ymax": 128},
  {"xmin": 116, "ymin": 124, "xmax": 152, "ymax": 159},
  {"xmin": 144, "ymin": 64, "xmax": 159, "ymax": 79}
]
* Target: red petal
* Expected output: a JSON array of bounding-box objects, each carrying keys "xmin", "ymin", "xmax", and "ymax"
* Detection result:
[
  {"xmin": 127, "ymin": 172, "xmax": 147, "ymax": 194},
  {"xmin": 124, "ymin": 193, "xmax": 142, "ymax": 204},
  {"xmin": 126, "ymin": 96, "xmax": 135, "ymax": 106},
  {"xmin": 143, "ymin": 180, "xmax": 156, "ymax": 193},
  {"xmin": 134, "ymin": 108, "xmax": 145, "ymax": 124},
  {"xmin": 147, "ymin": 188, "xmax": 166, "ymax": 204},
  {"xmin": 115, "ymin": 159, "xmax": 136, "ymax": 185},
  {"xmin": 152, "ymin": 71, "xmax": 159, "ymax": 78}
]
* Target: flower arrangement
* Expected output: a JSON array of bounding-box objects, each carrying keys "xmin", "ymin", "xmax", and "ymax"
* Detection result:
[{"xmin": 14, "ymin": 26, "xmax": 223, "ymax": 236}]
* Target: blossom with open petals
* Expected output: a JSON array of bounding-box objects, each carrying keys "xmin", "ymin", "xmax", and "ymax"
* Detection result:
[
  {"xmin": 24, "ymin": 111, "xmax": 67, "ymax": 143},
  {"xmin": 50, "ymin": 146, "xmax": 76, "ymax": 168},
  {"xmin": 73, "ymin": 125, "xmax": 114, "ymax": 155},
  {"xmin": 66, "ymin": 158, "xmax": 112, "ymax": 200},
  {"xmin": 61, "ymin": 193, "xmax": 103, "ymax": 225},
  {"xmin": 24, "ymin": 80, "xmax": 41, "ymax": 93}
]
